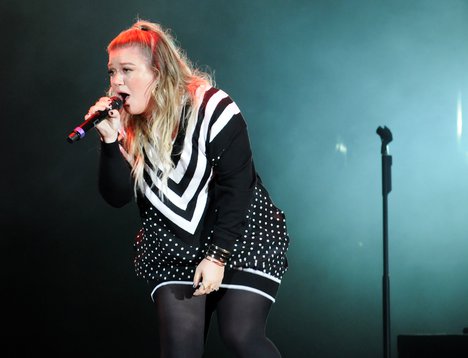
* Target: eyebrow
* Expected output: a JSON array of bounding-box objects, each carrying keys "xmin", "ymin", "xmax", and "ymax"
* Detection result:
[{"xmin": 107, "ymin": 62, "xmax": 137, "ymax": 67}]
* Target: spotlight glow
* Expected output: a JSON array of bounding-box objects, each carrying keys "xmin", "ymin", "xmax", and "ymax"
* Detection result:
[{"xmin": 335, "ymin": 142, "xmax": 348, "ymax": 155}]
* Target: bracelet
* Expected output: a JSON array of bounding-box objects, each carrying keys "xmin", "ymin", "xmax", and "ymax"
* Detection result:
[
  {"xmin": 205, "ymin": 255, "xmax": 226, "ymax": 267},
  {"xmin": 205, "ymin": 244, "xmax": 231, "ymax": 265}
]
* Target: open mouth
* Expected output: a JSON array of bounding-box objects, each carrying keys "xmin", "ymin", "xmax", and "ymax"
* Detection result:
[{"xmin": 119, "ymin": 93, "xmax": 129, "ymax": 103}]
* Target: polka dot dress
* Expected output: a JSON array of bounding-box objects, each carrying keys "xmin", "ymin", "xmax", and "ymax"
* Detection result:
[
  {"xmin": 134, "ymin": 181, "xmax": 290, "ymax": 302},
  {"xmin": 125, "ymin": 87, "xmax": 291, "ymax": 302}
]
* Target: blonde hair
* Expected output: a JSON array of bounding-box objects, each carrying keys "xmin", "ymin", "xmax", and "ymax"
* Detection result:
[{"xmin": 107, "ymin": 19, "xmax": 214, "ymax": 196}]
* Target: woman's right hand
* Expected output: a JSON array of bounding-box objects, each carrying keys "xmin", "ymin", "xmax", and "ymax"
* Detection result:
[{"xmin": 87, "ymin": 96, "xmax": 122, "ymax": 143}]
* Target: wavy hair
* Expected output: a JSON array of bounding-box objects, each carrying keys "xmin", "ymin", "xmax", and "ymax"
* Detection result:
[{"xmin": 107, "ymin": 19, "xmax": 214, "ymax": 196}]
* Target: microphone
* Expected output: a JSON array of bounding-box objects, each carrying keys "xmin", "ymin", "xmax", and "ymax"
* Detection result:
[{"xmin": 67, "ymin": 96, "xmax": 123, "ymax": 143}]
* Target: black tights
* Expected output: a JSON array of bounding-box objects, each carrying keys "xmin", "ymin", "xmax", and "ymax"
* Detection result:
[{"xmin": 153, "ymin": 284, "xmax": 281, "ymax": 358}]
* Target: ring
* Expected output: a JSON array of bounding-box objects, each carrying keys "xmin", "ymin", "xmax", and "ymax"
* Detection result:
[{"xmin": 199, "ymin": 282, "xmax": 205, "ymax": 289}]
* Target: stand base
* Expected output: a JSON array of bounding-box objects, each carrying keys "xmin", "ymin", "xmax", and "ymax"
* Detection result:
[{"xmin": 398, "ymin": 334, "xmax": 468, "ymax": 358}]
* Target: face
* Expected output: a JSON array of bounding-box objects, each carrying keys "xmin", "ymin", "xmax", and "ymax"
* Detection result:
[{"xmin": 108, "ymin": 46, "xmax": 157, "ymax": 115}]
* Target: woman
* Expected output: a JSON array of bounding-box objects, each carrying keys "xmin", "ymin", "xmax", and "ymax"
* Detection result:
[{"xmin": 91, "ymin": 19, "xmax": 290, "ymax": 357}]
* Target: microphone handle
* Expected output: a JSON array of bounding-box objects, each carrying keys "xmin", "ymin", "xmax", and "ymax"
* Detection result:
[
  {"xmin": 67, "ymin": 113, "xmax": 104, "ymax": 143},
  {"xmin": 67, "ymin": 97, "xmax": 122, "ymax": 143}
]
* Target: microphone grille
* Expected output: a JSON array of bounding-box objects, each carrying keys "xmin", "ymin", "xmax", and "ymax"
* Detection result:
[{"xmin": 109, "ymin": 96, "xmax": 123, "ymax": 110}]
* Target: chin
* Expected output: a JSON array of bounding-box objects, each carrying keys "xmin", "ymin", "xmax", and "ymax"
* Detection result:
[
  {"xmin": 130, "ymin": 103, "xmax": 148, "ymax": 114},
  {"xmin": 124, "ymin": 106, "xmax": 141, "ymax": 116}
]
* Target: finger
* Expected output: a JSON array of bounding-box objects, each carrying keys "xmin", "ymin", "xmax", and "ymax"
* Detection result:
[
  {"xmin": 98, "ymin": 96, "xmax": 113, "ymax": 107},
  {"xmin": 108, "ymin": 110, "xmax": 118, "ymax": 117},
  {"xmin": 85, "ymin": 107, "xmax": 105, "ymax": 119},
  {"xmin": 86, "ymin": 97, "xmax": 114, "ymax": 117},
  {"xmin": 193, "ymin": 282, "xmax": 206, "ymax": 296},
  {"xmin": 193, "ymin": 270, "xmax": 202, "ymax": 289},
  {"xmin": 201, "ymin": 283, "xmax": 212, "ymax": 292},
  {"xmin": 194, "ymin": 282, "xmax": 216, "ymax": 296},
  {"xmin": 202, "ymin": 282, "xmax": 218, "ymax": 293}
]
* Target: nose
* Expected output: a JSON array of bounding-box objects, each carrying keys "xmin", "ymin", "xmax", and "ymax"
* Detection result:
[{"xmin": 111, "ymin": 71, "xmax": 124, "ymax": 86}]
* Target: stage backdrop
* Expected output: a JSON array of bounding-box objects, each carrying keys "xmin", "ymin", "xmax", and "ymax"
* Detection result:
[{"xmin": 2, "ymin": 0, "xmax": 468, "ymax": 357}]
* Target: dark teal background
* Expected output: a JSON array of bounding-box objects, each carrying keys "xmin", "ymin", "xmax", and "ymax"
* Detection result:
[{"xmin": 2, "ymin": 0, "xmax": 468, "ymax": 357}]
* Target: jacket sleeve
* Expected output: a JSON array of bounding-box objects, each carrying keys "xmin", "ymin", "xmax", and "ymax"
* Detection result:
[
  {"xmin": 208, "ymin": 112, "xmax": 257, "ymax": 253},
  {"xmin": 98, "ymin": 140, "xmax": 134, "ymax": 208}
]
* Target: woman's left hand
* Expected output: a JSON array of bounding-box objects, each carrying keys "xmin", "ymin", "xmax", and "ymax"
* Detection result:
[{"xmin": 193, "ymin": 259, "xmax": 225, "ymax": 296}]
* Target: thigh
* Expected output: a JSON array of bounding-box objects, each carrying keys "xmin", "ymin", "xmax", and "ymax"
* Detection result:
[
  {"xmin": 153, "ymin": 283, "xmax": 207, "ymax": 357},
  {"xmin": 215, "ymin": 289, "xmax": 273, "ymax": 335},
  {"xmin": 214, "ymin": 289, "xmax": 281, "ymax": 357}
]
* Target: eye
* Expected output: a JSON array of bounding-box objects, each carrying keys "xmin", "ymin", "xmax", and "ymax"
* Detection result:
[
  {"xmin": 123, "ymin": 67, "xmax": 133, "ymax": 73},
  {"xmin": 107, "ymin": 69, "xmax": 115, "ymax": 76}
]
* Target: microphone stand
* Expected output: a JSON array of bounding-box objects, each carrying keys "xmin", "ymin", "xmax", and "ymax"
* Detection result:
[{"xmin": 376, "ymin": 126, "xmax": 392, "ymax": 358}]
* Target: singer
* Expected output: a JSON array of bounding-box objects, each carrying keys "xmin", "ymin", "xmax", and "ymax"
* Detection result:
[{"xmin": 89, "ymin": 19, "xmax": 291, "ymax": 358}]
